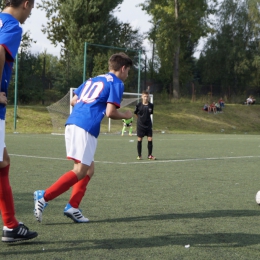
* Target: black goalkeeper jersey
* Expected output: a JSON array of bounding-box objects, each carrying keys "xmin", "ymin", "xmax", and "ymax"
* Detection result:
[{"xmin": 134, "ymin": 102, "xmax": 153, "ymax": 129}]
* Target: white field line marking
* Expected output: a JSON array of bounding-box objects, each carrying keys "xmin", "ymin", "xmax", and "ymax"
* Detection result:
[
  {"xmin": 6, "ymin": 134, "xmax": 260, "ymax": 142},
  {"xmin": 9, "ymin": 154, "xmax": 260, "ymax": 165},
  {"xmin": 9, "ymin": 154, "xmax": 68, "ymax": 161}
]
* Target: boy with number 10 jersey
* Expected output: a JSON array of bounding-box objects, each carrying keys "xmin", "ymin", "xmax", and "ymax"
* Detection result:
[
  {"xmin": 66, "ymin": 73, "xmax": 124, "ymax": 138},
  {"xmin": 34, "ymin": 53, "xmax": 133, "ymax": 224}
]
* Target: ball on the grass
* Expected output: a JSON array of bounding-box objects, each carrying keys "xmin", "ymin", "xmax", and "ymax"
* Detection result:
[{"xmin": 255, "ymin": 191, "xmax": 260, "ymax": 205}]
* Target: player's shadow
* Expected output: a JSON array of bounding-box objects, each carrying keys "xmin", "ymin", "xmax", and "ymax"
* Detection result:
[
  {"xmin": 4, "ymin": 232, "xmax": 260, "ymax": 253},
  {"xmin": 79, "ymin": 232, "xmax": 260, "ymax": 248},
  {"xmin": 42, "ymin": 209, "xmax": 260, "ymax": 226},
  {"xmin": 91, "ymin": 209, "xmax": 260, "ymax": 223}
]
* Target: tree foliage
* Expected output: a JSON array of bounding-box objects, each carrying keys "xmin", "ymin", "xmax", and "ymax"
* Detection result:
[
  {"xmin": 5, "ymin": 0, "xmax": 260, "ymax": 104},
  {"xmin": 198, "ymin": 0, "xmax": 260, "ymax": 96},
  {"xmin": 38, "ymin": 0, "xmax": 124, "ymax": 55},
  {"xmin": 141, "ymin": 0, "xmax": 217, "ymax": 98},
  {"xmin": 37, "ymin": 0, "xmax": 144, "ymax": 94}
]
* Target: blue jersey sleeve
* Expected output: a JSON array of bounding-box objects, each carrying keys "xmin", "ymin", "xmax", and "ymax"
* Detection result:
[
  {"xmin": 107, "ymin": 82, "xmax": 124, "ymax": 108},
  {"xmin": 0, "ymin": 15, "xmax": 22, "ymax": 61},
  {"xmin": 73, "ymin": 82, "xmax": 86, "ymax": 98},
  {"xmin": 0, "ymin": 14, "xmax": 22, "ymax": 120}
]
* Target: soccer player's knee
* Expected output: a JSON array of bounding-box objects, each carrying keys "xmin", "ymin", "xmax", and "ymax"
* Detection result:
[
  {"xmin": 87, "ymin": 168, "xmax": 94, "ymax": 178},
  {"xmin": 76, "ymin": 170, "xmax": 89, "ymax": 180},
  {"xmin": 2, "ymin": 152, "xmax": 10, "ymax": 166}
]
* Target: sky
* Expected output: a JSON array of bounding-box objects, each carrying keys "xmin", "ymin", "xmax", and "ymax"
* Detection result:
[{"xmin": 21, "ymin": 0, "xmax": 153, "ymax": 58}]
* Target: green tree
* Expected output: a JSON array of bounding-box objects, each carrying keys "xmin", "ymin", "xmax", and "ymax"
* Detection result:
[
  {"xmin": 248, "ymin": 0, "xmax": 260, "ymax": 89},
  {"xmin": 0, "ymin": 1, "xmax": 4, "ymax": 11},
  {"xmin": 38, "ymin": 0, "xmax": 145, "ymax": 90},
  {"xmin": 198, "ymin": 0, "xmax": 260, "ymax": 96},
  {"xmin": 38, "ymin": 0, "xmax": 123, "ymax": 56},
  {"xmin": 141, "ymin": 0, "xmax": 217, "ymax": 98}
]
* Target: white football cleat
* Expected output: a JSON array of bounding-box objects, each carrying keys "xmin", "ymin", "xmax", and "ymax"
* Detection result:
[
  {"xmin": 34, "ymin": 190, "xmax": 47, "ymax": 222},
  {"xmin": 64, "ymin": 203, "xmax": 89, "ymax": 223}
]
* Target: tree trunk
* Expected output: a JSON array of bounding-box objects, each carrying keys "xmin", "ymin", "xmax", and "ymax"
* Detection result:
[
  {"xmin": 173, "ymin": 47, "xmax": 180, "ymax": 99},
  {"xmin": 173, "ymin": 0, "xmax": 180, "ymax": 99}
]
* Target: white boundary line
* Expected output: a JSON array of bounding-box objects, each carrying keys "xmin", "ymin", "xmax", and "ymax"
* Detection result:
[
  {"xmin": 9, "ymin": 154, "xmax": 68, "ymax": 161},
  {"xmin": 6, "ymin": 134, "xmax": 260, "ymax": 142},
  {"xmin": 9, "ymin": 154, "xmax": 260, "ymax": 165}
]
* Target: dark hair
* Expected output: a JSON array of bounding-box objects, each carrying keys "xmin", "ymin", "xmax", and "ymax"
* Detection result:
[
  {"xmin": 5, "ymin": 0, "xmax": 34, "ymax": 7},
  {"xmin": 142, "ymin": 91, "xmax": 149, "ymax": 95},
  {"xmin": 108, "ymin": 52, "xmax": 133, "ymax": 71}
]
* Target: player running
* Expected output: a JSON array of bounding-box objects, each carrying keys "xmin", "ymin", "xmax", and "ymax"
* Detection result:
[
  {"xmin": 134, "ymin": 91, "xmax": 156, "ymax": 160},
  {"xmin": 0, "ymin": 0, "xmax": 38, "ymax": 242},
  {"xmin": 34, "ymin": 52, "xmax": 133, "ymax": 223}
]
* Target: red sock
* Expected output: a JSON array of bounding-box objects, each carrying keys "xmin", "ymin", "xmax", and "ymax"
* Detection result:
[
  {"xmin": 44, "ymin": 171, "xmax": 78, "ymax": 201},
  {"xmin": 69, "ymin": 175, "xmax": 90, "ymax": 208},
  {"xmin": 0, "ymin": 165, "xmax": 19, "ymax": 229}
]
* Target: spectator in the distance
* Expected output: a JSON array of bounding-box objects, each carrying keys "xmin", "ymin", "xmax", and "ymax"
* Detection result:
[
  {"xmin": 246, "ymin": 95, "xmax": 256, "ymax": 105},
  {"xmin": 208, "ymin": 102, "xmax": 217, "ymax": 114},
  {"xmin": 203, "ymin": 103, "xmax": 208, "ymax": 112},
  {"xmin": 218, "ymin": 97, "xmax": 225, "ymax": 108},
  {"xmin": 215, "ymin": 102, "xmax": 222, "ymax": 113}
]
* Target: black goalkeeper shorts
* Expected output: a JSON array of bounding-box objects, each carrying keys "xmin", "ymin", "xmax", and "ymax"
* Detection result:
[{"xmin": 137, "ymin": 127, "xmax": 153, "ymax": 138}]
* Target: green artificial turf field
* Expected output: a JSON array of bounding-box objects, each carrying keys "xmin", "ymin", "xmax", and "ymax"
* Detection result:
[{"xmin": 1, "ymin": 133, "xmax": 260, "ymax": 259}]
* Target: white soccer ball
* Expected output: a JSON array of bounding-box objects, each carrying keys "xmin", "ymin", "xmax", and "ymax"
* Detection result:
[{"xmin": 256, "ymin": 191, "xmax": 260, "ymax": 205}]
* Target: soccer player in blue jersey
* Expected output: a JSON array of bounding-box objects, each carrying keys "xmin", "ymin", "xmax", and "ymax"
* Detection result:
[
  {"xmin": 34, "ymin": 53, "xmax": 133, "ymax": 223},
  {"xmin": 0, "ymin": 0, "xmax": 38, "ymax": 242}
]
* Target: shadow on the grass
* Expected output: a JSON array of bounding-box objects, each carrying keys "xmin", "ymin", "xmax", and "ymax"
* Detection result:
[
  {"xmin": 42, "ymin": 209, "xmax": 260, "ymax": 226},
  {"xmin": 42, "ymin": 210, "xmax": 260, "ymax": 226},
  {"xmin": 2, "ymin": 211, "xmax": 260, "ymax": 253},
  {"xmin": 90, "ymin": 210, "xmax": 260, "ymax": 223},
  {"xmin": 2, "ymin": 232, "xmax": 260, "ymax": 255}
]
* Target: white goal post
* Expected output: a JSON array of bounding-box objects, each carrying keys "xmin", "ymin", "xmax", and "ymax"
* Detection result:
[{"xmin": 69, "ymin": 88, "xmax": 153, "ymax": 132}]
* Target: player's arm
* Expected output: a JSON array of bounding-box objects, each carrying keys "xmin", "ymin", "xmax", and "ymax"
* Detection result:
[
  {"xmin": 134, "ymin": 104, "xmax": 138, "ymax": 118},
  {"xmin": 0, "ymin": 45, "xmax": 7, "ymax": 105},
  {"xmin": 150, "ymin": 103, "xmax": 154, "ymax": 114},
  {"xmin": 70, "ymin": 94, "xmax": 78, "ymax": 107},
  {"xmin": 106, "ymin": 103, "xmax": 132, "ymax": 120}
]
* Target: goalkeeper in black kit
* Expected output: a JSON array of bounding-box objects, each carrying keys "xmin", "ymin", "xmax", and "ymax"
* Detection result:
[{"xmin": 134, "ymin": 91, "xmax": 156, "ymax": 160}]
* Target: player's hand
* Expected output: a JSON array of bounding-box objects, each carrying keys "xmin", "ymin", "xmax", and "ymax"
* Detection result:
[
  {"xmin": 0, "ymin": 92, "xmax": 7, "ymax": 106},
  {"xmin": 124, "ymin": 110, "xmax": 132, "ymax": 119}
]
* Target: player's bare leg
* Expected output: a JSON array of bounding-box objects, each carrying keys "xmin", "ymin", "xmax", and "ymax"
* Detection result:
[
  {"xmin": 64, "ymin": 162, "xmax": 94, "ymax": 223},
  {"xmin": 34, "ymin": 162, "xmax": 92, "ymax": 223},
  {"xmin": 121, "ymin": 125, "xmax": 126, "ymax": 136},
  {"xmin": 129, "ymin": 126, "xmax": 133, "ymax": 136}
]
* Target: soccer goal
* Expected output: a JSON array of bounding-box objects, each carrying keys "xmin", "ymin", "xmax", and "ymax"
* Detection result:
[{"xmin": 47, "ymin": 88, "xmax": 153, "ymax": 134}]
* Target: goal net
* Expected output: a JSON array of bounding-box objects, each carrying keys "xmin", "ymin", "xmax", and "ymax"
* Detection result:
[
  {"xmin": 47, "ymin": 89, "xmax": 153, "ymax": 134},
  {"xmin": 46, "ymin": 92, "xmax": 70, "ymax": 134}
]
